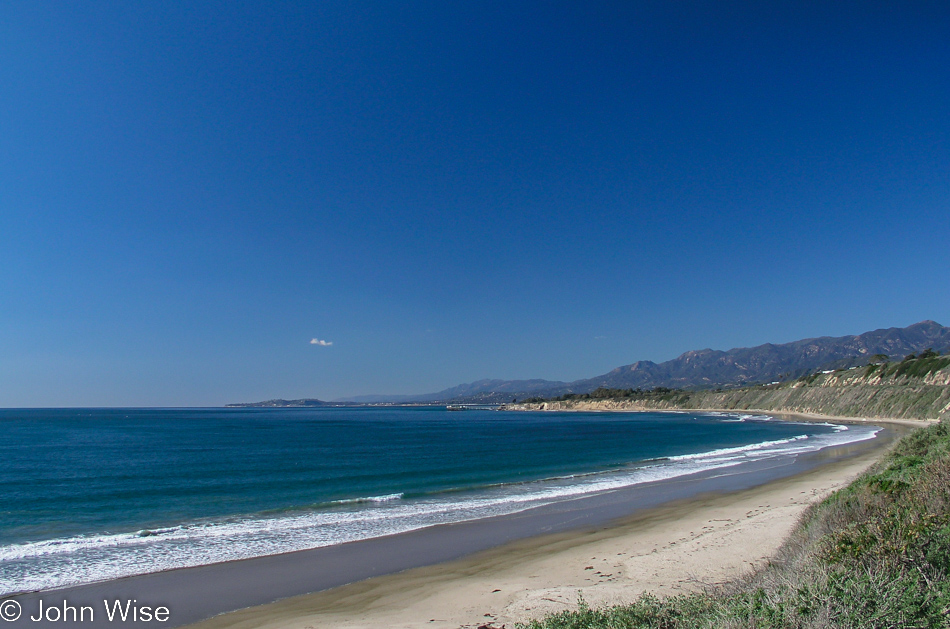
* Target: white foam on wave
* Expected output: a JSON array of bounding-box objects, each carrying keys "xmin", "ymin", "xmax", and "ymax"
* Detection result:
[
  {"xmin": 667, "ymin": 435, "xmax": 810, "ymax": 461},
  {"xmin": 329, "ymin": 492, "xmax": 404, "ymax": 506},
  {"xmin": 0, "ymin": 419, "xmax": 881, "ymax": 595}
]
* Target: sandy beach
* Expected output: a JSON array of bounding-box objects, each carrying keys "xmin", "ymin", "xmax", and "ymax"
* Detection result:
[{"xmin": 184, "ymin": 418, "xmax": 918, "ymax": 629}]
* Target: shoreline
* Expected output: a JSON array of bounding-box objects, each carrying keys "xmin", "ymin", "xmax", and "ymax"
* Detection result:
[
  {"xmin": 185, "ymin": 419, "xmax": 905, "ymax": 629},
  {"xmin": 667, "ymin": 408, "xmax": 933, "ymax": 428},
  {"xmin": 4, "ymin": 413, "xmax": 914, "ymax": 629},
  {"xmin": 673, "ymin": 409, "xmax": 933, "ymax": 429},
  {"xmin": 501, "ymin": 403, "xmax": 936, "ymax": 429},
  {"xmin": 756, "ymin": 410, "xmax": 933, "ymax": 428}
]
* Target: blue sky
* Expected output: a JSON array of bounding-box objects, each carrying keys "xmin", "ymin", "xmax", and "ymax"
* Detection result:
[{"xmin": 1, "ymin": 1, "xmax": 948, "ymax": 406}]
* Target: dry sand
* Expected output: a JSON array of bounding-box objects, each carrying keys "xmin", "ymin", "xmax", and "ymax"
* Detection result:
[{"xmin": 190, "ymin": 422, "xmax": 902, "ymax": 629}]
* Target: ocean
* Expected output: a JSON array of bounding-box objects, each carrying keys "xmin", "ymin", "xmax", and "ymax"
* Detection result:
[{"xmin": 0, "ymin": 407, "xmax": 878, "ymax": 595}]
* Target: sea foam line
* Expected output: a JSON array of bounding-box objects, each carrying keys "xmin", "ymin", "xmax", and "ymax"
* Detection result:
[{"xmin": 667, "ymin": 434, "xmax": 810, "ymax": 461}]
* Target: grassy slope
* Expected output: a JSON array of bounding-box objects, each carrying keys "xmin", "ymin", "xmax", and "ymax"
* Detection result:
[
  {"xmin": 681, "ymin": 356, "xmax": 950, "ymax": 421},
  {"xmin": 519, "ymin": 420, "xmax": 950, "ymax": 629}
]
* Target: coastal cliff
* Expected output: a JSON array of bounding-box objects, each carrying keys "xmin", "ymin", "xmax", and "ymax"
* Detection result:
[{"xmin": 502, "ymin": 356, "xmax": 950, "ymax": 421}]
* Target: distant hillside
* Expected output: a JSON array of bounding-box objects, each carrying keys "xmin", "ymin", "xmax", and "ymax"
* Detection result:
[
  {"xmin": 225, "ymin": 398, "xmax": 344, "ymax": 408},
  {"xmin": 567, "ymin": 320, "xmax": 950, "ymax": 394},
  {"xmin": 337, "ymin": 321, "xmax": 950, "ymax": 404},
  {"xmin": 333, "ymin": 379, "xmax": 570, "ymax": 404}
]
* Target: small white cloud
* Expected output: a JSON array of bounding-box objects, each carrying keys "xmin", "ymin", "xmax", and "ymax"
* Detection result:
[{"xmin": 310, "ymin": 338, "xmax": 333, "ymax": 346}]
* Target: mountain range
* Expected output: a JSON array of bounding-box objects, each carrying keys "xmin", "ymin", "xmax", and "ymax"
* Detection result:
[{"xmin": 333, "ymin": 320, "xmax": 950, "ymax": 404}]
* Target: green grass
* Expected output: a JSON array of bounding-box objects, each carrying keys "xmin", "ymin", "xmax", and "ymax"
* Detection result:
[
  {"xmin": 892, "ymin": 356, "xmax": 950, "ymax": 380},
  {"xmin": 518, "ymin": 421, "xmax": 950, "ymax": 629},
  {"xmin": 871, "ymin": 355, "xmax": 950, "ymax": 381}
]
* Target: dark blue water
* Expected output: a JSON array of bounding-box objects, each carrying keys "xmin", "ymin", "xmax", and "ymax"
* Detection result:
[{"xmin": 0, "ymin": 407, "xmax": 876, "ymax": 593}]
